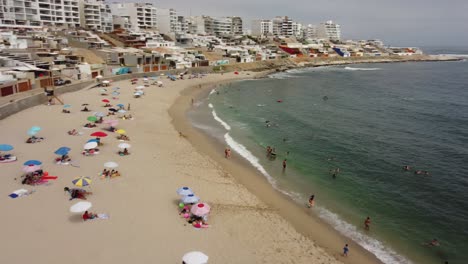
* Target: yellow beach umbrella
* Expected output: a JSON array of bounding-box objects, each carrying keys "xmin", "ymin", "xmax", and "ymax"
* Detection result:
[
  {"xmin": 72, "ymin": 176, "xmax": 92, "ymax": 187},
  {"xmin": 116, "ymin": 129, "xmax": 126, "ymax": 135}
]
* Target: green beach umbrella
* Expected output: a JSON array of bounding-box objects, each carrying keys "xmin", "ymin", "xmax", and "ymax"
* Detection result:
[{"xmin": 87, "ymin": 116, "xmax": 97, "ymax": 122}]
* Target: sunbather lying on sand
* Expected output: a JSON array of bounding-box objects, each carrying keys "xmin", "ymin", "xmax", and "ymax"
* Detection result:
[
  {"xmin": 118, "ymin": 148, "xmax": 130, "ymax": 156},
  {"xmin": 26, "ymin": 136, "xmax": 44, "ymax": 144},
  {"xmin": 82, "ymin": 211, "xmax": 98, "ymax": 221},
  {"xmin": 84, "ymin": 123, "xmax": 96, "ymax": 128},
  {"xmin": 64, "ymin": 187, "xmax": 92, "ymax": 200},
  {"xmin": 117, "ymin": 135, "xmax": 130, "ymax": 141}
]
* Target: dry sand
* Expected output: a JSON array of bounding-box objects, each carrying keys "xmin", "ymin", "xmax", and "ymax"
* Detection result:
[{"xmin": 0, "ymin": 72, "xmax": 379, "ymax": 263}]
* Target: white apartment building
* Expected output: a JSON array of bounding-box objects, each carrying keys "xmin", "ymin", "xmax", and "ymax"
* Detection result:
[
  {"xmin": 272, "ymin": 16, "xmax": 293, "ymax": 37},
  {"xmin": 110, "ymin": 2, "xmax": 157, "ymax": 31},
  {"xmin": 304, "ymin": 24, "xmax": 317, "ymax": 39},
  {"xmin": 212, "ymin": 16, "xmax": 232, "ymax": 35},
  {"xmin": 79, "ymin": 0, "xmax": 112, "ymax": 32},
  {"xmin": 251, "ymin": 19, "xmax": 273, "ymax": 36},
  {"xmin": 292, "ymin": 22, "xmax": 302, "ymax": 38},
  {"xmin": 157, "ymin": 8, "xmax": 177, "ymax": 34},
  {"xmin": 0, "ymin": 0, "xmax": 80, "ymax": 27},
  {"xmin": 317, "ymin": 20, "xmax": 341, "ymax": 41}
]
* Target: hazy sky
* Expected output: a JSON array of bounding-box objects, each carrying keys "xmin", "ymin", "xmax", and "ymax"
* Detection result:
[{"xmin": 117, "ymin": 0, "xmax": 468, "ymax": 46}]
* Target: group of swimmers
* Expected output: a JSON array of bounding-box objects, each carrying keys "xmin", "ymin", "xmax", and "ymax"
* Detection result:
[{"xmin": 403, "ymin": 165, "xmax": 430, "ymax": 175}]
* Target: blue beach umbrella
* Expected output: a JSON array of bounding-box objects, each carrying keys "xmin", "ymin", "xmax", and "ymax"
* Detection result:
[
  {"xmin": 112, "ymin": 87, "xmax": 120, "ymax": 91},
  {"xmin": 94, "ymin": 112, "xmax": 105, "ymax": 117},
  {"xmin": 24, "ymin": 160, "xmax": 42, "ymax": 166},
  {"xmin": 54, "ymin": 147, "xmax": 71, "ymax": 156},
  {"xmin": 87, "ymin": 139, "xmax": 99, "ymax": 143},
  {"xmin": 116, "ymin": 104, "xmax": 124, "ymax": 108},
  {"xmin": 63, "ymin": 104, "xmax": 72, "ymax": 108},
  {"xmin": 30, "ymin": 126, "xmax": 41, "ymax": 132},
  {"xmin": 112, "ymin": 92, "xmax": 120, "ymax": 96},
  {"xmin": 0, "ymin": 144, "xmax": 14, "ymax": 151},
  {"xmin": 177, "ymin": 187, "xmax": 194, "ymax": 196},
  {"xmin": 27, "ymin": 129, "xmax": 38, "ymax": 136},
  {"xmin": 181, "ymin": 194, "xmax": 200, "ymax": 204}
]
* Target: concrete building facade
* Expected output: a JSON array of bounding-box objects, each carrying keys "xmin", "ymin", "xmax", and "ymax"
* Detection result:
[
  {"xmin": 109, "ymin": 2, "xmax": 157, "ymax": 31},
  {"xmin": 317, "ymin": 20, "xmax": 341, "ymax": 41},
  {"xmin": 79, "ymin": 0, "xmax": 112, "ymax": 32},
  {"xmin": 157, "ymin": 8, "xmax": 177, "ymax": 34},
  {"xmin": 0, "ymin": 0, "xmax": 80, "ymax": 27},
  {"xmin": 251, "ymin": 19, "xmax": 273, "ymax": 36}
]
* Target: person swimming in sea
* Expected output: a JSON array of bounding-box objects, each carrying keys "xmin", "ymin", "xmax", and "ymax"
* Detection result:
[
  {"xmin": 403, "ymin": 165, "xmax": 411, "ymax": 171},
  {"xmin": 323, "ymin": 96, "xmax": 329, "ymax": 101}
]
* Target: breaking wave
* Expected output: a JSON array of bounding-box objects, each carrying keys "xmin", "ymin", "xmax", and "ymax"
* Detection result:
[{"xmin": 345, "ymin": 66, "xmax": 381, "ymax": 71}]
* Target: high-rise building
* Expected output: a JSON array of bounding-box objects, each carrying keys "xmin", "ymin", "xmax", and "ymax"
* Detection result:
[
  {"xmin": 157, "ymin": 8, "xmax": 177, "ymax": 34},
  {"xmin": 292, "ymin": 22, "xmax": 302, "ymax": 37},
  {"xmin": 230, "ymin": 16, "xmax": 243, "ymax": 35},
  {"xmin": 272, "ymin": 16, "xmax": 293, "ymax": 36},
  {"xmin": 109, "ymin": 2, "xmax": 157, "ymax": 31},
  {"xmin": 317, "ymin": 20, "xmax": 341, "ymax": 41},
  {"xmin": 79, "ymin": 0, "xmax": 112, "ymax": 32},
  {"xmin": 251, "ymin": 19, "xmax": 273, "ymax": 36},
  {"xmin": 0, "ymin": 0, "xmax": 81, "ymax": 27}
]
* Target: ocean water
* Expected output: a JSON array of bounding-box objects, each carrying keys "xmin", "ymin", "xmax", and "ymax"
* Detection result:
[{"xmin": 188, "ymin": 57, "xmax": 468, "ymax": 264}]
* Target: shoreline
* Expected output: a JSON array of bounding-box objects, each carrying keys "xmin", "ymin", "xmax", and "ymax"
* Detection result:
[{"xmin": 169, "ymin": 72, "xmax": 384, "ymax": 264}]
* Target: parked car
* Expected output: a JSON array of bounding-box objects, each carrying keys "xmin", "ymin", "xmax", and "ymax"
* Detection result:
[{"xmin": 54, "ymin": 79, "xmax": 72, "ymax": 86}]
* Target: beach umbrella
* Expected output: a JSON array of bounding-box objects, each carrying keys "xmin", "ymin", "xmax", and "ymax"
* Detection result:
[
  {"xmin": 99, "ymin": 88, "xmax": 107, "ymax": 93},
  {"xmin": 70, "ymin": 201, "xmax": 92, "ymax": 213},
  {"xmin": 136, "ymin": 85, "xmax": 145, "ymax": 89},
  {"xmin": 63, "ymin": 104, "xmax": 72, "ymax": 108},
  {"xmin": 116, "ymin": 103, "xmax": 124, "ymax": 108},
  {"xmin": 177, "ymin": 187, "xmax": 194, "ymax": 196},
  {"xmin": 182, "ymin": 194, "xmax": 200, "ymax": 204},
  {"xmin": 87, "ymin": 139, "xmax": 99, "ymax": 143},
  {"xmin": 30, "ymin": 126, "xmax": 41, "ymax": 132},
  {"xmin": 157, "ymin": 81, "xmax": 163, "ymax": 85},
  {"xmin": 54, "ymin": 147, "xmax": 71, "ymax": 156},
  {"xmin": 96, "ymin": 75, "xmax": 103, "ymax": 79},
  {"xmin": 87, "ymin": 116, "xmax": 98, "ymax": 122},
  {"xmin": 112, "ymin": 87, "xmax": 120, "ymax": 91},
  {"xmin": 134, "ymin": 91, "xmax": 143, "ymax": 96},
  {"xmin": 191, "ymin": 203, "xmax": 211, "ymax": 216},
  {"xmin": 90, "ymin": 131, "xmax": 108, "ymax": 137},
  {"xmin": 108, "ymin": 108, "xmax": 118, "ymax": 112},
  {"xmin": 112, "ymin": 92, "xmax": 120, "ymax": 96},
  {"xmin": 117, "ymin": 109, "xmax": 126, "ymax": 114},
  {"xmin": 102, "ymin": 80, "xmax": 110, "ymax": 84},
  {"xmin": 0, "ymin": 144, "xmax": 14, "ymax": 151},
  {"xmin": 118, "ymin": 143, "xmax": 131, "ymax": 149},
  {"xmin": 182, "ymin": 251, "xmax": 209, "ymax": 264},
  {"xmin": 104, "ymin": 161, "xmax": 118, "ymax": 169},
  {"xmin": 102, "ymin": 99, "xmax": 110, "ymax": 103},
  {"xmin": 72, "ymin": 176, "xmax": 92, "ymax": 187},
  {"xmin": 94, "ymin": 112, "xmax": 105, "ymax": 117},
  {"xmin": 24, "ymin": 160, "xmax": 42, "ymax": 166},
  {"xmin": 115, "ymin": 129, "xmax": 126, "ymax": 135},
  {"xmin": 83, "ymin": 142, "xmax": 98, "ymax": 150},
  {"xmin": 22, "ymin": 165, "xmax": 41, "ymax": 173},
  {"xmin": 27, "ymin": 129, "xmax": 38, "ymax": 136},
  {"xmin": 104, "ymin": 119, "xmax": 118, "ymax": 126}
]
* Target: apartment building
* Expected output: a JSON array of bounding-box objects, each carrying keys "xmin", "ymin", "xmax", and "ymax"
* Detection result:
[
  {"xmin": 317, "ymin": 20, "xmax": 341, "ymax": 41},
  {"xmin": 230, "ymin": 16, "xmax": 243, "ymax": 35},
  {"xmin": 292, "ymin": 22, "xmax": 302, "ymax": 38},
  {"xmin": 110, "ymin": 2, "xmax": 157, "ymax": 31},
  {"xmin": 271, "ymin": 16, "xmax": 293, "ymax": 37},
  {"xmin": 157, "ymin": 8, "xmax": 177, "ymax": 34},
  {"xmin": 79, "ymin": 0, "xmax": 112, "ymax": 32},
  {"xmin": 304, "ymin": 24, "xmax": 317, "ymax": 39},
  {"xmin": 251, "ymin": 19, "xmax": 273, "ymax": 36},
  {"xmin": 0, "ymin": 0, "xmax": 80, "ymax": 27}
]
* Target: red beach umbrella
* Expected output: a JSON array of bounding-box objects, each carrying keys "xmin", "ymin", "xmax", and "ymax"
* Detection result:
[
  {"xmin": 90, "ymin": 131, "xmax": 108, "ymax": 137},
  {"xmin": 102, "ymin": 99, "xmax": 110, "ymax": 103},
  {"xmin": 190, "ymin": 203, "xmax": 211, "ymax": 216}
]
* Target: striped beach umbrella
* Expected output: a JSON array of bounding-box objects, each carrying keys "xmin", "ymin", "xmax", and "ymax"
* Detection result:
[{"xmin": 72, "ymin": 176, "xmax": 92, "ymax": 187}]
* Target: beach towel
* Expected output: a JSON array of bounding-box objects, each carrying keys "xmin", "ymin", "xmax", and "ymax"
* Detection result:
[
  {"xmin": 9, "ymin": 189, "xmax": 35, "ymax": 198},
  {"xmin": 97, "ymin": 214, "xmax": 110, "ymax": 219},
  {"xmin": 41, "ymin": 176, "xmax": 58, "ymax": 180}
]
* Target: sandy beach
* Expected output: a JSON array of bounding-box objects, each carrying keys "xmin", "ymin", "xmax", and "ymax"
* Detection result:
[{"xmin": 0, "ymin": 72, "xmax": 381, "ymax": 263}]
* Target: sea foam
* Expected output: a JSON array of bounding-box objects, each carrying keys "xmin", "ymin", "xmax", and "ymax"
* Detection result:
[
  {"xmin": 208, "ymin": 104, "xmax": 231, "ymax": 130},
  {"xmin": 345, "ymin": 66, "xmax": 381, "ymax": 71}
]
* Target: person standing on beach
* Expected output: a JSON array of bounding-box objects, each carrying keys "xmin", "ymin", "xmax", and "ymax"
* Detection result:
[
  {"xmin": 343, "ymin": 244, "xmax": 349, "ymax": 257},
  {"xmin": 225, "ymin": 148, "xmax": 229, "ymax": 158},
  {"xmin": 127, "ymin": 103, "xmax": 131, "ymax": 111},
  {"xmin": 282, "ymin": 159, "xmax": 287, "ymax": 170},
  {"xmin": 364, "ymin": 217, "xmax": 371, "ymax": 231},
  {"xmin": 308, "ymin": 195, "xmax": 315, "ymax": 208}
]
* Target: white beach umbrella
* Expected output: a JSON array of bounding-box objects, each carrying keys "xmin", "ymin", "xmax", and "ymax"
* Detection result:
[
  {"xmin": 177, "ymin": 187, "xmax": 194, "ymax": 196},
  {"xmin": 181, "ymin": 194, "xmax": 200, "ymax": 204},
  {"xmin": 94, "ymin": 112, "xmax": 106, "ymax": 117},
  {"xmin": 102, "ymin": 80, "xmax": 110, "ymax": 84},
  {"xmin": 84, "ymin": 142, "xmax": 98, "ymax": 150},
  {"xmin": 182, "ymin": 251, "xmax": 209, "ymax": 264},
  {"xmin": 118, "ymin": 143, "xmax": 131, "ymax": 149},
  {"xmin": 104, "ymin": 161, "xmax": 119, "ymax": 169},
  {"xmin": 96, "ymin": 75, "xmax": 103, "ymax": 79},
  {"xmin": 117, "ymin": 109, "xmax": 127, "ymax": 114},
  {"xmin": 70, "ymin": 201, "xmax": 92, "ymax": 213},
  {"xmin": 136, "ymin": 85, "xmax": 145, "ymax": 89}
]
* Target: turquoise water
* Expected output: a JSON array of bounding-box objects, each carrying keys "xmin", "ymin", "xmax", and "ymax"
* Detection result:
[{"xmin": 189, "ymin": 58, "xmax": 468, "ymax": 264}]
